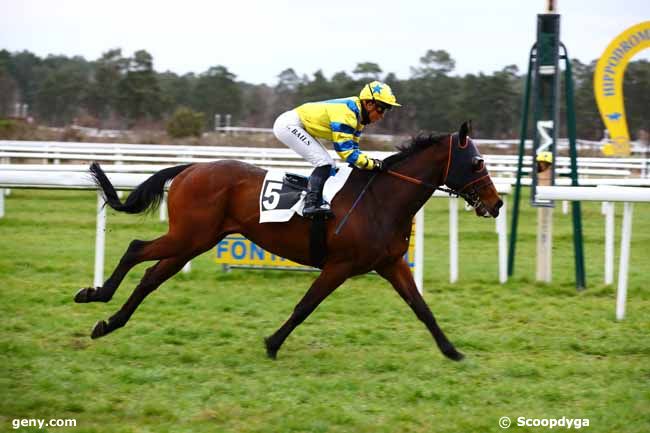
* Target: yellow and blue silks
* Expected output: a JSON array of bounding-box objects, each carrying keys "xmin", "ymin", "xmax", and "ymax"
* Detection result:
[{"xmin": 295, "ymin": 97, "xmax": 376, "ymax": 170}]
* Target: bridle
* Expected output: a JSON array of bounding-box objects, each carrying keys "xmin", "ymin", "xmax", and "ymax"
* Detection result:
[
  {"xmin": 386, "ymin": 134, "xmax": 491, "ymax": 208},
  {"xmin": 335, "ymin": 133, "xmax": 491, "ymax": 235}
]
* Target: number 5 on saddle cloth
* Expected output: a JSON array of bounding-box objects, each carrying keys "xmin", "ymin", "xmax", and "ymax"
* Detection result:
[{"xmin": 259, "ymin": 165, "xmax": 352, "ymax": 223}]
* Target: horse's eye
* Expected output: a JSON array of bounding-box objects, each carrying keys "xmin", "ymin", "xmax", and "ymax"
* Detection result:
[{"xmin": 472, "ymin": 156, "xmax": 485, "ymax": 172}]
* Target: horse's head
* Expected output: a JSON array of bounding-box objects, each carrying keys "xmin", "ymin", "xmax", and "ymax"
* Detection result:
[{"xmin": 443, "ymin": 122, "xmax": 503, "ymax": 217}]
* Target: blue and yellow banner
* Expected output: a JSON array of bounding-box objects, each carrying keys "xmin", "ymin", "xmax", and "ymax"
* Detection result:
[{"xmin": 594, "ymin": 21, "xmax": 650, "ymax": 156}]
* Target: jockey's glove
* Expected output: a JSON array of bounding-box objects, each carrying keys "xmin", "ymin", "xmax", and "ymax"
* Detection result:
[{"xmin": 370, "ymin": 158, "xmax": 385, "ymax": 172}]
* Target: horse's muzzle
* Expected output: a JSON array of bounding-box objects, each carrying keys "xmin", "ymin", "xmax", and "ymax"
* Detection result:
[
  {"xmin": 475, "ymin": 198, "xmax": 502, "ymax": 218},
  {"xmin": 491, "ymin": 199, "xmax": 503, "ymax": 217}
]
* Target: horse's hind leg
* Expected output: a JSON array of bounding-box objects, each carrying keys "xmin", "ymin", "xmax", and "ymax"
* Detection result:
[
  {"xmin": 264, "ymin": 263, "xmax": 351, "ymax": 359},
  {"xmin": 376, "ymin": 259, "xmax": 463, "ymax": 361},
  {"xmin": 74, "ymin": 233, "xmax": 187, "ymax": 303},
  {"xmin": 90, "ymin": 254, "xmax": 189, "ymax": 339},
  {"xmin": 88, "ymin": 226, "xmax": 224, "ymax": 339},
  {"xmin": 75, "ymin": 239, "xmax": 150, "ymax": 303}
]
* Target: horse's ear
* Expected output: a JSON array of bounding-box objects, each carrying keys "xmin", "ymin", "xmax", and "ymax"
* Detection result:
[{"xmin": 459, "ymin": 121, "xmax": 470, "ymax": 144}]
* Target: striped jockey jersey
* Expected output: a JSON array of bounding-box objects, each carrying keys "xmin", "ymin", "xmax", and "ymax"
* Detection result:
[{"xmin": 295, "ymin": 97, "xmax": 376, "ymax": 170}]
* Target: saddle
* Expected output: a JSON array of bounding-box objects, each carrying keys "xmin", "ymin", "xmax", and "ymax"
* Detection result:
[
  {"xmin": 283, "ymin": 172, "xmax": 309, "ymax": 191},
  {"xmin": 281, "ymin": 173, "xmax": 326, "ymax": 267},
  {"xmin": 261, "ymin": 173, "xmax": 327, "ymax": 267},
  {"xmin": 258, "ymin": 166, "xmax": 351, "ymax": 224}
]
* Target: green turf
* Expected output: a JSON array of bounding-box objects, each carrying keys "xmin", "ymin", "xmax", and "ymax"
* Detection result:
[{"xmin": 1, "ymin": 189, "xmax": 649, "ymax": 433}]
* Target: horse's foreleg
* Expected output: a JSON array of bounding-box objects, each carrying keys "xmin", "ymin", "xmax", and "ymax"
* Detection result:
[
  {"xmin": 264, "ymin": 263, "xmax": 351, "ymax": 359},
  {"xmin": 377, "ymin": 259, "xmax": 463, "ymax": 361},
  {"xmin": 89, "ymin": 255, "xmax": 188, "ymax": 339}
]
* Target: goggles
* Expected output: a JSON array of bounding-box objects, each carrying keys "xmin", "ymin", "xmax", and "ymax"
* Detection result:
[{"xmin": 375, "ymin": 101, "xmax": 392, "ymax": 113}]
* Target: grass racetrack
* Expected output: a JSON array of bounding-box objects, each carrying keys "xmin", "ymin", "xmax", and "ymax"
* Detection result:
[{"xmin": 1, "ymin": 188, "xmax": 649, "ymax": 433}]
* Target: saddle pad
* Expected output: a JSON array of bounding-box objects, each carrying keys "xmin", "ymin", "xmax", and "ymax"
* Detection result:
[{"xmin": 259, "ymin": 165, "xmax": 353, "ymax": 223}]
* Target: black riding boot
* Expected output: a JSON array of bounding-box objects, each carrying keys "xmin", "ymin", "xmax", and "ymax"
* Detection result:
[{"xmin": 303, "ymin": 165, "xmax": 333, "ymax": 218}]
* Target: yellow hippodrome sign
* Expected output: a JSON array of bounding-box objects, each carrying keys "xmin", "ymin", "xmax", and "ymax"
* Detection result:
[{"xmin": 594, "ymin": 21, "xmax": 650, "ymax": 156}]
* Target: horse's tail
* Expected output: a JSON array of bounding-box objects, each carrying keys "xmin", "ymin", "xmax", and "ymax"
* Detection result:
[{"xmin": 89, "ymin": 162, "xmax": 193, "ymax": 214}]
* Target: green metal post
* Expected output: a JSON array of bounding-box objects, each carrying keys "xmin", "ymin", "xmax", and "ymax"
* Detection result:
[
  {"xmin": 508, "ymin": 45, "xmax": 536, "ymax": 277},
  {"xmin": 561, "ymin": 44, "xmax": 586, "ymax": 290}
]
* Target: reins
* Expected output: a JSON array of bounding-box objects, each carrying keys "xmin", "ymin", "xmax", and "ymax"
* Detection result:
[
  {"xmin": 386, "ymin": 169, "xmax": 460, "ymax": 196},
  {"xmin": 385, "ymin": 169, "xmax": 435, "ymax": 189},
  {"xmin": 335, "ymin": 172, "xmax": 379, "ymax": 235},
  {"xmin": 383, "ymin": 133, "xmax": 457, "ymax": 194},
  {"xmin": 335, "ymin": 133, "xmax": 485, "ymax": 235},
  {"xmin": 334, "ymin": 168, "xmax": 458, "ymax": 236}
]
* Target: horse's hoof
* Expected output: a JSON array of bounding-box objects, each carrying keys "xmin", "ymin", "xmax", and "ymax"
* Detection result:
[
  {"xmin": 74, "ymin": 287, "xmax": 95, "ymax": 303},
  {"xmin": 90, "ymin": 320, "xmax": 108, "ymax": 339},
  {"xmin": 264, "ymin": 337, "xmax": 278, "ymax": 360},
  {"xmin": 445, "ymin": 348, "xmax": 465, "ymax": 362}
]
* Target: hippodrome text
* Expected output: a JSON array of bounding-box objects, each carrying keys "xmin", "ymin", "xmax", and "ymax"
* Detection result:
[{"xmin": 601, "ymin": 28, "xmax": 650, "ymax": 97}]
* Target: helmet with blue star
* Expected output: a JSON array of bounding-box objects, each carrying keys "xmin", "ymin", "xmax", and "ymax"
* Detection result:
[{"xmin": 359, "ymin": 81, "xmax": 401, "ymax": 107}]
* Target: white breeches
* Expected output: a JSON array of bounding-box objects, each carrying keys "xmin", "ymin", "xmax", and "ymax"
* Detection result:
[{"xmin": 273, "ymin": 110, "xmax": 335, "ymax": 168}]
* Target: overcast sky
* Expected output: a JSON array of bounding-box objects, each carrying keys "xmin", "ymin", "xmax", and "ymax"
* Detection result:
[{"xmin": 2, "ymin": 0, "xmax": 649, "ymax": 85}]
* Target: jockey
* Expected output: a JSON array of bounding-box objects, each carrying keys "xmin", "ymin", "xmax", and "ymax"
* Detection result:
[
  {"xmin": 273, "ymin": 80, "xmax": 401, "ymax": 218},
  {"xmin": 536, "ymin": 150, "xmax": 553, "ymax": 173}
]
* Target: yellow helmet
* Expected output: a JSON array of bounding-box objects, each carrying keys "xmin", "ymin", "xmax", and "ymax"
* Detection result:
[
  {"xmin": 359, "ymin": 81, "xmax": 401, "ymax": 107},
  {"xmin": 536, "ymin": 151, "xmax": 553, "ymax": 164}
]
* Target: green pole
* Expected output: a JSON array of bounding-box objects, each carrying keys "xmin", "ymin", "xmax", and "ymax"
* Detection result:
[
  {"xmin": 561, "ymin": 43, "xmax": 586, "ymax": 290},
  {"xmin": 508, "ymin": 44, "xmax": 536, "ymax": 277}
]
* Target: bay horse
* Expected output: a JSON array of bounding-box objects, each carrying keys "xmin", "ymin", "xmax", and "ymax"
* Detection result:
[{"xmin": 75, "ymin": 121, "xmax": 502, "ymax": 361}]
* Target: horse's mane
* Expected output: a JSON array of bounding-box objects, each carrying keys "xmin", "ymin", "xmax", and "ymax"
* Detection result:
[{"xmin": 383, "ymin": 132, "xmax": 449, "ymax": 169}]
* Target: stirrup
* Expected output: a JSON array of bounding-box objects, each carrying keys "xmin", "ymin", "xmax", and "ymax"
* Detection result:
[{"xmin": 303, "ymin": 202, "xmax": 333, "ymax": 218}]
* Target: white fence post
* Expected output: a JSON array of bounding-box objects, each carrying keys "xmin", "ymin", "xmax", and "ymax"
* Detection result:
[
  {"xmin": 94, "ymin": 191, "xmax": 106, "ymax": 288},
  {"xmin": 496, "ymin": 197, "xmax": 508, "ymax": 283},
  {"xmin": 603, "ymin": 202, "xmax": 615, "ymax": 285},
  {"xmin": 536, "ymin": 207, "xmax": 553, "ymax": 283},
  {"xmin": 159, "ymin": 192, "xmax": 167, "ymax": 221},
  {"xmin": 449, "ymin": 197, "xmax": 459, "ymax": 283},
  {"xmin": 2, "ymin": 156, "xmax": 11, "ymax": 197},
  {"xmin": 616, "ymin": 202, "xmax": 634, "ymax": 320}
]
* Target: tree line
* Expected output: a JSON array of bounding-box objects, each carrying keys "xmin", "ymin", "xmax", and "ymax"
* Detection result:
[{"xmin": 0, "ymin": 48, "xmax": 648, "ymax": 140}]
